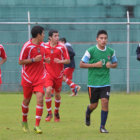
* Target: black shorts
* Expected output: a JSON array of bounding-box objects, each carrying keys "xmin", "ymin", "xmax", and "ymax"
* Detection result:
[{"xmin": 88, "ymin": 86, "xmax": 110, "ymax": 103}]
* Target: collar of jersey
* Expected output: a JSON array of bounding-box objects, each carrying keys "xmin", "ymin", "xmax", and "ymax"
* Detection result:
[
  {"xmin": 30, "ymin": 39, "xmax": 42, "ymax": 46},
  {"xmin": 49, "ymin": 42, "xmax": 58, "ymax": 48},
  {"xmin": 96, "ymin": 45, "xmax": 106, "ymax": 51}
]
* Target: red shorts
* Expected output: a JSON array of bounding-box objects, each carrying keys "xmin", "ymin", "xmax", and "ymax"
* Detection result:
[
  {"xmin": 22, "ymin": 84, "xmax": 44, "ymax": 99},
  {"xmin": 63, "ymin": 68, "xmax": 74, "ymax": 80},
  {"xmin": 45, "ymin": 74, "xmax": 63, "ymax": 93}
]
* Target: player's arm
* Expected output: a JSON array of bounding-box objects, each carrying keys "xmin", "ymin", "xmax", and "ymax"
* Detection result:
[
  {"xmin": 54, "ymin": 58, "xmax": 70, "ymax": 64},
  {"xmin": 80, "ymin": 50, "xmax": 102, "ymax": 68},
  {"xmin": 80, "ymin": 61, "xmax": 102, "ymax": 68},
  {"xmin": 0, "ymin": 58, "xmax": 7, "ymax": 65},
  {"xmin": 54, "ymin": 45, "xmax": 70, "ymax": 64},
  {"xmin": 0, "ymin": 45, "xmax": 7, "ymax": 66},
  {"xmin": 106, "ymin": 51, "xmax": 117, "ymax": 68},
  {"xmin": 106, "ymin": 62, "xmax": 117, "ymax": 68},
  {"xmin": 19, "ymin": 55, "xmax": 42, "ymax": 65}
]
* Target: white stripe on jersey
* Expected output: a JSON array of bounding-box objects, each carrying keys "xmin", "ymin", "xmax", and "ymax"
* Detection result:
[
  {"xmin": 28, "ymin": 45, "xmax": 35, "ymax": 59},
  {"xmin": 63, "ymin": 44, "xmax": 69, "ymax": 58},
  {"xmin": 22, "ymin": 75, "xmax": 32, "ymax": 83},
  {"xmin": 19, "ymin": 41, "xmax": 31, "ymax": 60}
]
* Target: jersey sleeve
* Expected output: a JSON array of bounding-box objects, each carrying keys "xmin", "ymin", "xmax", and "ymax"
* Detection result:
[
  {"xmin": 81, "ymin": 50, "xmax": 91, "ymax": 63},
  {"xmin": 0, "ymin": 45, "xmax": 7, "ymax": 59},
  {"xmin": 63, "ymin": 45, "xmax": 70, "ymax": 60},
  {"xmin": 111, "ymin": 50, "xmax": 117, "ymax": 63}
]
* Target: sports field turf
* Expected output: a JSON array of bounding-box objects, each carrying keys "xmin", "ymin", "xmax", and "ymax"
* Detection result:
[{"xmin": 0, "ymin": 92, "xmax": 140, "ymax": 140}]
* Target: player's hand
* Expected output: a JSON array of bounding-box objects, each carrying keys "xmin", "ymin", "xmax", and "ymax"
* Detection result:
[
  {"xmin": 94, "ymin": 61, "xmax": 102, "ymax": 68},
  {"xmin": 106, "ymin": 61, "xmax": 111, "ymax": 68},
  {"xmin": 54, "ymin": 58, "xmax": 62, "ymax": 63},
  {"xmin": 44, "ymin": 57, "xmax": 50, "ymax": 64},
  {"xmin": 34, "ymin": 55, "xmax": 42, "ymax": 62}
]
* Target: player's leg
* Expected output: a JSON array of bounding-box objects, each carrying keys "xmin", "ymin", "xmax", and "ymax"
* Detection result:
[
  {"xmin": 54, "ymin": 77, "xmax": 62, "ymax": 122},
  {"xmin": 22, "ymin": 86, "xmax": 33, "ymax": 132},
  {"xmin": 45, "ymin": 75, "xmax": 53, "ymax": 121},
  {"xmin": 0, "ymin": 69, "xmax": 2, "ymax": 84},
  {"xmin": 85, "ymin": 87, "xmax": 99, "ymax": 126},
  {"xmin": 45, "ymin": 86, "xmax": 53, "ymax": 121},
  {"xmin": 34, "ymin": 90, "xmax": 44, "ymax": 134},
  {"xmin": 63, "ymin": 68, "xmax": 81, "ymax": 96},
  {"xmin": 54, "ymin": 91, "xmax": 61, "ymax": 122},
  {"xmin": 100, "ymin": 86, "xmax": 110, "ymax": 133}
]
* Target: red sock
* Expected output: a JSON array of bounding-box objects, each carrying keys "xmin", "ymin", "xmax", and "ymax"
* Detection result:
[
  {"xmin": 45, "ymin": 97, "xmax": 52, "ymax": 114},
  {"xmin": 55, "ymin": 98, "xmax": 61, "ymax": 114},
  {"xmin": 35, "ymin": 104, "xmax": 43, "ymax": 126},
  {"xmin": 65, "ymin": 78, "xmax": 77, "ymax": 93},
  {"xmin": 22, "ymin": 102, "xmax": 29, "ymax": 122}
]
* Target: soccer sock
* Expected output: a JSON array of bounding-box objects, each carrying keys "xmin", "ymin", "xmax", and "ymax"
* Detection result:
[
  {"xmin": 65, "ymin": 78, "xmax": 77, "ymax": 93},
  {"xmin": 22, "ymin": 102, "xmax": 29, "ymax": 122},
  {"xmin": 35, "ymin": 104, "xmax": 43, "ymax": 126},
  {"xmin": 100, "ymin": 110, "xmax": 108, "ymax": 128},
  {"xmin": 45, "ymin": 97, "xmax": 52, "ymax": 114},
  {"xmin": 55, "ymin": 98, "xmax": 61, "ymax": 114},
  {"xmin": 86, "ymin": 105, "xmax": 93, "ymax": 115}
]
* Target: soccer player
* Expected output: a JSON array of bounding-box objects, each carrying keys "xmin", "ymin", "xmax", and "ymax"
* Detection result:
[
  {"xmin": 44, "ymin": 30, "xmax": 70, "ymax": 122},
  {"xmin": 80, "ymin": 30, "xmax": 117, "ymax": 133},
  {"xmin": 0, "ymin": 44, "xmax": 7, "ymax": 84},
  {"xmin": 136, "ymin": 43, "xmax": 140, "ymax": 60},
  {"xmin": 19, "ymin": 26, "xmax": 46, "ymax": 134},
  {"xmin": 59, "ymin": 38, "xmax": 81, "ymax": 96}
]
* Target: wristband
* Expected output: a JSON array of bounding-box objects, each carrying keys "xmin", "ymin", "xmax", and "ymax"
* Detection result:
[{"xmin": 32, "ymin": 58, "xmax": 35, "ymax": 62}]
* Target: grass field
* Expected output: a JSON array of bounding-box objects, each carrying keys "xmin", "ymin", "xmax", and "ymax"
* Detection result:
[{"xmin": 0, "ymin": 92, "xmax": 140, "ymax": 140}]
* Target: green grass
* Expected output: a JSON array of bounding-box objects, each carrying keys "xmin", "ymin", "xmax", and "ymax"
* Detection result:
[{"xmin": 0, "ymin": 92, "xmax": 140, "ymax": 140}]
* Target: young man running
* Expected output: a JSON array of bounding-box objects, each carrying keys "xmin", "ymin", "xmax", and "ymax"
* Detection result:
[{"xmin": 80, "ymin": 30, "xmax": 117, "ymax": 133}]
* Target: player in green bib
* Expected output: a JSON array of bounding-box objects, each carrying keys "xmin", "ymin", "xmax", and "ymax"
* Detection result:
[{"xmin": 80, "ymin": 30, "xmax": 117, "ymax": 133}]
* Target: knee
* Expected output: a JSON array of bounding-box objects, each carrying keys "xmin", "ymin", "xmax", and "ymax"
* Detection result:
[
  {"xmin": 101, "ymin": 99, "xmax": 109, "ymax": 110},
  {"xmin": 89, "ymin": 103, "xmax": 98, "ymax": 110},
  {"xmin": 102, "ymin": 99, "xmax": 109, "ymax": 106},
  {"xmin": 55, "ymin": 93, "xmax": 61, "ymax": 100},
  {"xmin": 23, "ymin": 98, "xmax": 30, "ymax": 106},
  {"xmin": 37, "ymin": 96, "xmax": 43, "ymax": 106},
  {"xmin": 46, "ymin": 87, "xmax": 52, "ymax": 96}
]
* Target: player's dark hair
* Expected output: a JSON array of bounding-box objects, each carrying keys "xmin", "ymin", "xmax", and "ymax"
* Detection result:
[
  {"xmin": 48, "ymin": 29, "xmax": 58, "ymax": 37},
  {"xmin": 97, "ymin": 30, "xmax": 108, "ymax": 38},
  {"xmin": 31, "ymin": 26, "xmax": 44, "ymax": 38},
  {"xmin": 59, "ymin": 38, "xmax": 67, "ymax": 43}
]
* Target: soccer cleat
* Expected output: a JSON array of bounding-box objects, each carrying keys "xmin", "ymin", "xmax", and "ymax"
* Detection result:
[
  {"xmin": 54, "ymin": 113, "xmax": 60, "ymax": 122},
  {"xmin": 100, "ymin": 127, "xmax": 109, "ymax": 133},
  {"xmin": 45, "ymin": 113, "xmax": 53, "ymax": 122},
  {"xmin": 34, "ymin": 126, "xmax": 42, "ymax": 134},
  {"xmin": 85, "ymin": 110, "xmax": 90, "ymax": 126},
  {"xmin": 22, "ymin": 122, "xmax": 29, "ymax": 132},
  {"xmin": 70, "ymin": 86, "xmax": 81, "ymax": 96}
]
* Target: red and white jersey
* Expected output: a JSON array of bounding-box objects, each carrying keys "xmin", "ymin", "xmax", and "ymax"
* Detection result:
[
  {"xmin": 0, "ymin": 44, "xmax": 7, "ymax": 84},
  {"xmin": 44, "ymin": 41, "xmax": 70, "ymax": 79},
  {"xmin": 0, "ymin": 44, "xmax": 7, "ymax": 59},
  {"xmin": 19, "ymin": 40, "xmax": 46, "ymax": 86}
]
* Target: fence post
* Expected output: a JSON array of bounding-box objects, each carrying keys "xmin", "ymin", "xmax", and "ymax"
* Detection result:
[
  {"xmin": 27, "ymin": 11, "xmax": 31, "ymax": 40},
  {"xmin": 127, "ymin": 11, "xmax": 130, "ymax": 93}
]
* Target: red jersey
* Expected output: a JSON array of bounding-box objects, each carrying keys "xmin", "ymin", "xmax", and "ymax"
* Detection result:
[
  {"xmin": 19, "ymin": 40, "xmax": 46, "ymax": 86},
  {"xmin": 44, "ymin": 42, "xmax": 70, "ymax": 79},
  {"xmin": 0, "ymin": 44, "xmax": 7, "ymax": 84},
  {"xmin": 0, "ymin": 44, "xmax": 7, "ymax": 59}
]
